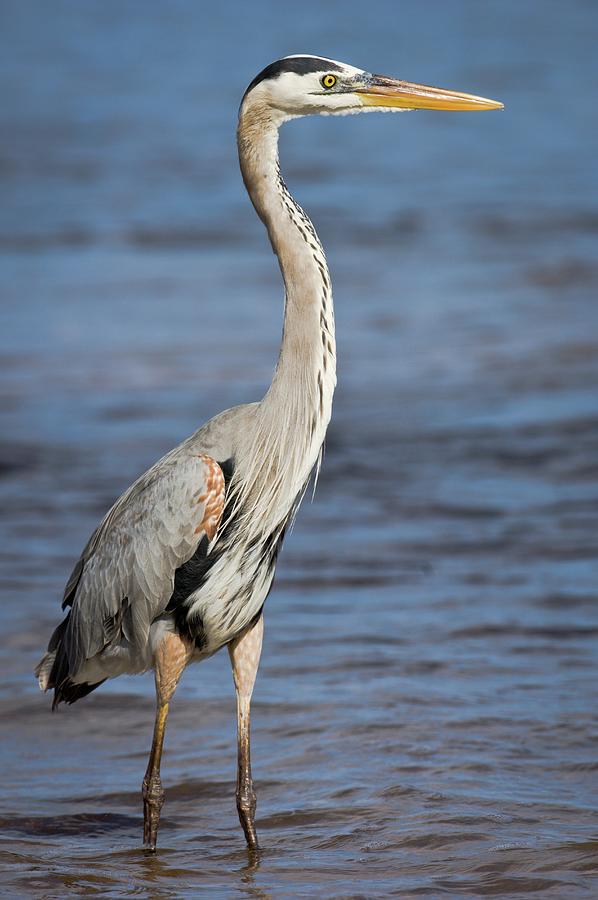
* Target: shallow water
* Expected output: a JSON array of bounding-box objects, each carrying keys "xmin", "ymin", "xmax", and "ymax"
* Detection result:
[{"xmin": 1, "ymin": 0, "xmax": 598, "ymax": 897}]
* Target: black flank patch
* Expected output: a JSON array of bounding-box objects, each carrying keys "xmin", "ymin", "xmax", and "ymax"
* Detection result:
[
  {"xmin": 218, "ymin": 456, "xmax": 235, "ymax": 485},
  {"xmin": 167, "ymin": 533, "xmax": 214, "ymax": 635},
  {"xmin": 166, "ymin": 456, "xmax": 236, "ymax": 643}
]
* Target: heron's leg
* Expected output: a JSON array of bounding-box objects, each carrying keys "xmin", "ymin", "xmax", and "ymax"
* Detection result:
[
  {"xmin": 228, "ymin": 613, "xmax": 264, "ymax": 850},
  {"xmin": 142, "ymin": 631, "xmax": 190, "ymax": 851}
]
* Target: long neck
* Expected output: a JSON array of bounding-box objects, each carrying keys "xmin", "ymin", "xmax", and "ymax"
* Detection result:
[{"xmin": 237, "ymin": 105, "xmax": 336, "ymax": 497}]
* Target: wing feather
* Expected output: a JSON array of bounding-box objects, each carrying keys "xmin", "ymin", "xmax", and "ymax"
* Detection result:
[{"xmin": 61, "ymin": 452, "xmax": 225, "ymax": 675}]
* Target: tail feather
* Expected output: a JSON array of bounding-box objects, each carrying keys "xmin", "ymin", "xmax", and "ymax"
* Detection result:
[
  {"xmin": 51, "ymin": 677, "xmax": 106, "ymax": 709},
  {"xmin": 35, "ymin": 613, "xmax": 105, "ymax": 709},
  {"xmin": 34, "ymin": 650, "xmax": 56, "ymax": 691}
]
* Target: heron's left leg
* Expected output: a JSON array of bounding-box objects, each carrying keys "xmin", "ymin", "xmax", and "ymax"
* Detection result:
[
  {"xmin": 228, "ymin": 613, "xmax": 264, "ymax": 850},
  {"xmin": 142, "ymin": 631, "xmax": 191, "ymax": 851}
]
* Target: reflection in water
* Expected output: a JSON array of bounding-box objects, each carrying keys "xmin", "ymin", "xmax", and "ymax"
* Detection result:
[
  {"xmin": 242, "ymin": 848, "xmax": 262, "ymax": 875},
  {"xmin": 1, "ymin": 0, "xmax": 598, "ymax": 897},
  {"xmin": 239, "ymin": 850, "xmax": 272, "ymax": 900}
]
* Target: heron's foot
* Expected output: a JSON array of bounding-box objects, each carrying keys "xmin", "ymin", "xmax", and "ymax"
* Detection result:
[
  {"xmin": 237, "ymin": 786, "xmax": 259, "ymax": 850},
  {"xmin": 142, "ymin": 773, "xmax": 165, "ymax": 851}
]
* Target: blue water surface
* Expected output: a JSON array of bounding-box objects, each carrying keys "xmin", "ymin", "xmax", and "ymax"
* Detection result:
[{"xmin": 1, "ymin": 1, "xmax": 597, "ymax": 897}]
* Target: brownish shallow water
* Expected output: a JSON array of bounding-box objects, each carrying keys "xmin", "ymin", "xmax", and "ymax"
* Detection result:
[{"xmin": 1, "ymin": 1, "xmax": 598, "ymax": 896}]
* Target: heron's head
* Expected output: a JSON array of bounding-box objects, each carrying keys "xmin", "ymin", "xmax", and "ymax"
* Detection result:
[{"xmin": 241, "ymin": 55, "xmax": 503, "ymax": 123}]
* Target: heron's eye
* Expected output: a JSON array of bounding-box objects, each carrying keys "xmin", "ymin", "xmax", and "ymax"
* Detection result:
[{"xmin": 321, "ymin": 74, "xmax": 337, "ymax": 89}]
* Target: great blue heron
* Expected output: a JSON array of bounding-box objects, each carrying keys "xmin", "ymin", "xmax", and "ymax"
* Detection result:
[{"xmin": 36, "ymin": 55, "xmax": 502, "ymax": 852}]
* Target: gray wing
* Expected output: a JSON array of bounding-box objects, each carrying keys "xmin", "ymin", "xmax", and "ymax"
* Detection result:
[{"xmin": 61, "ymin": 450, "xmax": 225, "ymax": 675}]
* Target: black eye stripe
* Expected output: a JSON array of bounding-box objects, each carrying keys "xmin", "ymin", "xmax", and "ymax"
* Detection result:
[{"xmin": 243, "ymin": 56, "xmax": 344, "ymax": 99}]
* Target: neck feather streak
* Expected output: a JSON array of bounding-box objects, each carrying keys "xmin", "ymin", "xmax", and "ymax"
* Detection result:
[{"xmin": 230, "ymin": 105, "xmax": 337, "ymax": 538}]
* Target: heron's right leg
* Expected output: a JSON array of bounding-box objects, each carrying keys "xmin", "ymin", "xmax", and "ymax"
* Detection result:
[
  {"xmin": 142, "ymin": 631, "xmax": 191, "ymax": 851},
  {"xmin": 228, "ymin": 613, "xmax": 264, "ymax": 850}
]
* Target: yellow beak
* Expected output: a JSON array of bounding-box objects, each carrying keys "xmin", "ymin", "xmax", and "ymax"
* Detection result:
[{"xmin": 356, "ymin": 76, "xmax": 504, "ymax": 111}]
